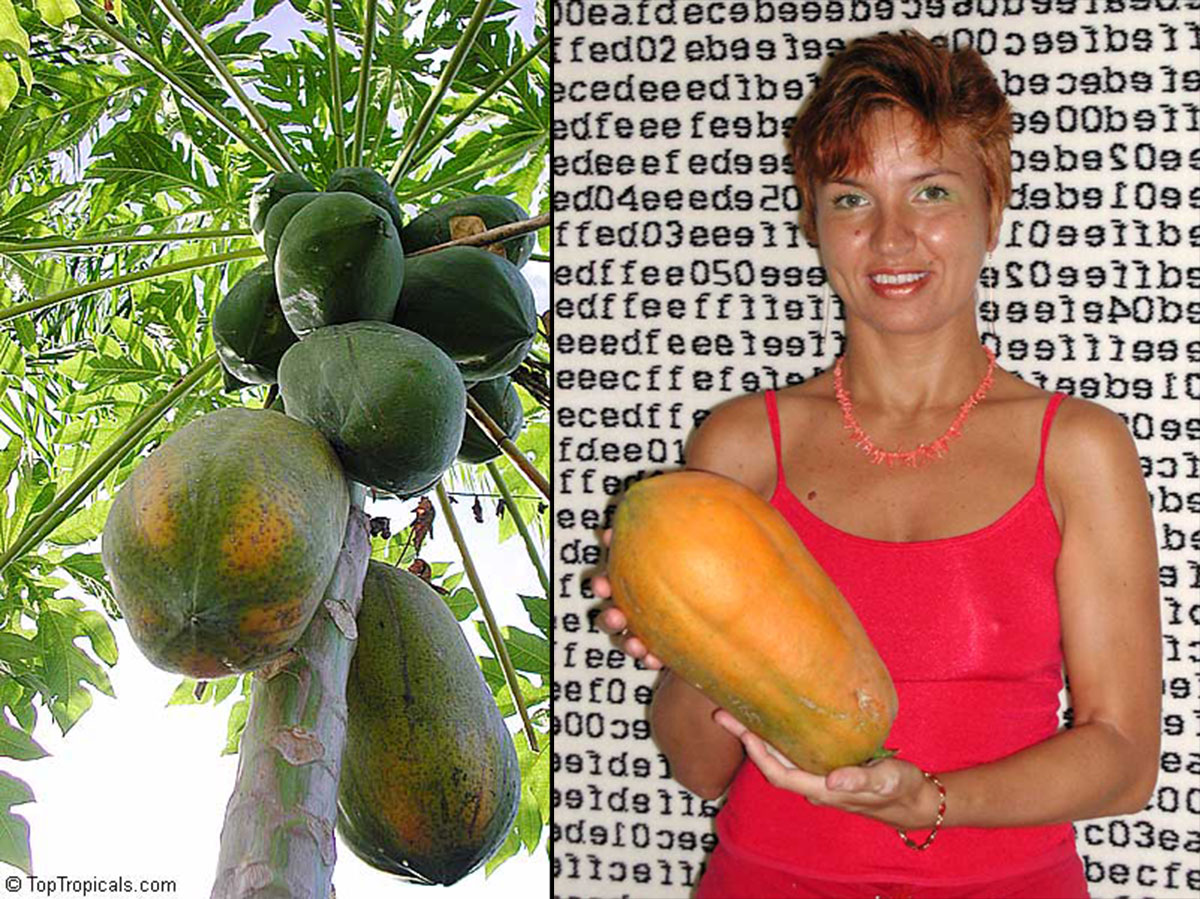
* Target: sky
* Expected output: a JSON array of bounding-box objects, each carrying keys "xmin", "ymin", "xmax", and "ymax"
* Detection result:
[{"xmin": 1, "ymin": 0, "xmax": 548, "ymax": 895}]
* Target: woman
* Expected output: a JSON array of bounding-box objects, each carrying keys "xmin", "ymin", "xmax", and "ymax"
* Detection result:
[{"xmin": 593, "ymin": 30, "xmax": 1161, "ymax": 899}]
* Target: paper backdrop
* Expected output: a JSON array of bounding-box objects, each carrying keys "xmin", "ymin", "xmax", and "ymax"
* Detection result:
[{"xmin": 553, "ymin": 4, "xmax": 1199, "ymax": 898}]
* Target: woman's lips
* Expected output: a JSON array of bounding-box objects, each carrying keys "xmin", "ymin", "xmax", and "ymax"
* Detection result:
[{"xmin": 867, "ymin": 271, "xmax": 931, "ymax": 298}]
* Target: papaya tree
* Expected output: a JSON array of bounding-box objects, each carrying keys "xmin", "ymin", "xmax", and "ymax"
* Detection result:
[{"xmin": 0, "ymin": 0, "xmax": 549, "ymax": 893}]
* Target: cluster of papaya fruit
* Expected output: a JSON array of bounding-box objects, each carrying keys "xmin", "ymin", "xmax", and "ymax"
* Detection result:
[{"xmin": 100, "ymin": 166, "xmax": 539, "ymax": 884}]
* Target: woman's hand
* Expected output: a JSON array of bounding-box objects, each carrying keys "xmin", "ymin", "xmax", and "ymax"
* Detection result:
[
  {"xmin": 713, "ymin": 711, "xmax": 939, "ymax": 830},
  {"xmin": 592, "ymin": 529, "xmax": 666, "ymax": 669}
]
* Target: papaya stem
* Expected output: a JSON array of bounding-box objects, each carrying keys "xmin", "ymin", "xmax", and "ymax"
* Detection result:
[
  {"xmin": 364, "ymin": 0, "xmax": 407, "ymax": 169},
  {"xmin": 350, "ymin": 0, "xmax": 381, "ymax": 167},
  {"xmin": 0, "ymin": 354, "xmax": 220, "ymax": 575},
  {"xmin": 75, "ymin": 5, "xmax": 281, "ymax": 171},
  {"xmin": 0, "ymin": 229, "xmax": 254, "ymax": 254},
  {"xmin": 466, "ymin": 395, "xmax": 549, "ymax": 500},
  {"xmin": 386, "ymin": 0, "xmax": 498, "ymax": 186},
  {"xmin": 484, "ymin": 460, "xmax": 548, "ymax": 598},
  {"xmin": 0, "ymin": 248, "xmax": 262, "ymax": 325},
  {"xmin": 211, "ymin": 502, "xmax": 372, "ymax": 899},
  {"xmin": 434, "ymin": 482, "xmax": 538, "ymax": 752},
  {"xmin": 405, "ymin": 213, "xmax": 548, "ymax": 258},
  {"xmin": 530, "ymin": 253, "xmax": 548, "ymax": 263},
  {"xmin": 406, "ymin": 32, "xmax": 549, "ymax": 174},
  {"xmin": 150, "ymin": 0, "xmax": 300, "ymax": 173},
  {"xmin": 392, "ymin": 135, "xmax": 545, "ymax": 204},
  {"xmin": 322, "ymin": 0, "xmax": 347, "ymax": 170}
]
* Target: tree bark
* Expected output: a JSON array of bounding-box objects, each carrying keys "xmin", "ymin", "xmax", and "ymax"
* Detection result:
[{"xmin": 211, "ymin": 498, "xmax": 371, "ymax": 899}]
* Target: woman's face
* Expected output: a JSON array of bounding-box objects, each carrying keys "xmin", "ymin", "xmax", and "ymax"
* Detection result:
[{"xmin": 814, "ymin": 107, "xmax": 998, "ymax": 338}]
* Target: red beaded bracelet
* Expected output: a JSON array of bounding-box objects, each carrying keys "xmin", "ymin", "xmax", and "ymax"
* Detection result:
[{"xmin": 896, "ymin": 771, "xmax": 946, "ymax": 851}]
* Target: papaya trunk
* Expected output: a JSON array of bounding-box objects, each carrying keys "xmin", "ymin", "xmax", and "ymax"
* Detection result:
[{"xmin": 211, "ymin": 496, "xmax": 371, "ymax": 899}]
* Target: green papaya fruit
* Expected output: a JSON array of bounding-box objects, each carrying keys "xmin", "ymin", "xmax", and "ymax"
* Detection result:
[
  {"xmin": 337, "ymin": 562, "xmax": 520, "ymax": 885},
  {"xmin": 274, "ymin": 192, "xmax": 405, "ymax": 337},
  {"xmin": 400, "ymin": 195, "xmax": 535, "ymax": 268},
  {"xmin": 212, "ymin": 263, "xmax": 298, "ymax": 385},
  {"xmin": 459, "ymin": 375, "xmax": 524, "ymax": 463},
  {"xmin": 324, "ymin": 166, "xmax": 404, "ymax": 234},
  {"xmin": 394, "ymin": 246, "xmax": 536, "ymax": 382},
  {"xmin": 262, "ymin": 191, "xmax": 320, "ymax": 264},
  {"xmin": 276, "ymin": 321, "xmax": 465, "ymax": 495},
  {"xmin": 248, "ymin": 171, "xmax": 315, "ymax": 239}
]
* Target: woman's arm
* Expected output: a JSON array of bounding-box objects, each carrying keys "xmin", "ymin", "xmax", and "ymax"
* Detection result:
[
  {"xmin": 717, "ymin": 398, "xmax": 1163, "ymax": 831},
  {"xmin": 650, "ymin": 672, "xmax": 745, "ymax": 800},
  {"xmin": 933, "ymin": 398, "xmax": 1162, "ymax": 827}
]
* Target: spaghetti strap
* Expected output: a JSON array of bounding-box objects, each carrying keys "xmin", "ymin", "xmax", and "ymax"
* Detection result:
[
  {"xmin": 763, "ymin": 390, "xmax": 788, "ymax": 490},
  {"xmin": 1036, "ymin": 392, "xmax": 1067, "ymax": 485}
]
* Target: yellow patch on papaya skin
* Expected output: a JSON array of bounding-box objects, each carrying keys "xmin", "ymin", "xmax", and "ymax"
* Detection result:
[
  {"xmin": 382, "ymin": 802, "xmax": 434, "ymax": 857},
  {"xmin": 449, "ymin": 214, "xmax": 506, "ymax": 258},
  {"xmin": 134, "ymin": 461, "xmax": 177, "ymax": 550},
  {"xmin": 239, "ymin": 598, "xmax": 305, "ymax": 640},
  {"xmin": 219, "ymin": 491, "xmax": 294, "ymax": 574}
]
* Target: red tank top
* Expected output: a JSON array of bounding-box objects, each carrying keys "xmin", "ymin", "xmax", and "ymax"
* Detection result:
[{"xmin": 713, "ymin": 390, "xmax": 1078, "ymax": 885}]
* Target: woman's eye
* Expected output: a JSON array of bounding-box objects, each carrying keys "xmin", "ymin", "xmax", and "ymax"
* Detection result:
[
  {"xmin": 832, "ymin": 193, "xmax": 866, "ymax": 209},
  {"xmin": 918, "ymin": 184, "xmax": 950, "ymax": 201}
]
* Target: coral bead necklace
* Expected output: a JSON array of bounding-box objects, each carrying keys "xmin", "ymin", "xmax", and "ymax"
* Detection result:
[{"xmin": 833, "ymin": 345, "xmax": 997, "ymax": 467}]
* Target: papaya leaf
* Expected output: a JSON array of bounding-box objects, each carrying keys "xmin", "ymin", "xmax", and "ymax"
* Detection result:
[
  {"xmin": 0, "ymin": 680, "xmax": 36, "ymax": 734},
  {"xmin": 0, "ymin": 771, "xmax": 33, "ymax": 874},
  {"xmin": 47, "ymin": 501, "xmax": 112, "ymax": 546},
  {"xmin": 0, "ymin": 716, "xmax": 46, "ymax": 761},
  {"xmin": 520, "ymin": 593, "xmax": 548, "ymax": 636},
  {"xmin": 483, "ymin": 823, "xmax": 520, "ymax": 877},
  {"xmin": 33, "ymin": 596, "xmax": 117, "ymax": 734},
  {"xmin": 57, "ymin": 552, "xmax": 114, "ymax": 603},
  {"xmin": 443, "ymin": 586, "xmax": 477, "ymax": 621},
  {"xmin": 478, "ymin": 655, "xmax": 504, "ymax": 692},
  {"xmin": 491, "ymin": 675, "xmax": 547, "ymax": 719},
  {"xmin": 0, "ymin": 438, "xmax": 23, "ymax": 550},
  {"xmin": 500, "ymin": 626, "xmax": 548, "ymax": 676},
  {"xmin": 221, "ymin": 695, "xmax": 249, "ymax": 756},
  {"xmin": 167, "ymin": 678, "xmax": 204, "ymax": 706}
]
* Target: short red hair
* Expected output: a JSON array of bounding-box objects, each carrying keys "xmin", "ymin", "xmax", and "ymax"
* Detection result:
[{"xmin": 788, "ymin": 29, "xmax": 1013, "ymax": 245}]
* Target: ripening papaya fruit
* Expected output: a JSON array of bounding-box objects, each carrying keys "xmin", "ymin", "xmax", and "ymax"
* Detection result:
[
  {"xmin": 212, "ymin": 262, "xmax": 298, "ymax": 385},
  {"xmin": 248, "ymin": 171, "xmax": 315, "ymax": 240},
  {"xmin": 458, "ymin": 375, "xmax": 524, "ymax": 464},
  {"xmin": 393, "ymin": 246, "xmax": 535, "ymax": 383},
  {"xmin": 277, "ymin": 321, "xmax": 465, "ymax": 495},
  {"xmin": 324, "ymin": 166, "xmax": 404, "ymax": 234},
  {"xmin": 274, "ymin": 192, "xmax": 405, "ymax": 336},
  {"xmin": 607, "ymin": 470, "xmax": 898, "ymax": 775},
  {"xmin": 337, "ymin": 562, "xmax": 520, "ymax": 885},
  {"xmin": 400, "ymin": 195, "xmax": 534, "ymax": 268},
  {"xmin": 100, "ymin": 408, "xmax": 349, "ymax": 678},
  {"xmin": 261, "ymin": 191, "xmax": 320, "ymax": 264}
]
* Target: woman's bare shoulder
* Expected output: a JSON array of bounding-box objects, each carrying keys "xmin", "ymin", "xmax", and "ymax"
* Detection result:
[
  {"xmin": 1045, "ymin": 393, "xmax": 1146, "ymax": 519},
  {"xmin": 684, "ymin": 392, "xmax": 778, "ymax": 497}
]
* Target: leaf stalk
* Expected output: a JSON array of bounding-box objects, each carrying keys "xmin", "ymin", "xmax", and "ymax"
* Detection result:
[
  {"xmin": 466, "ymin": 396, "xmax": 549, "ymax": 500},
  {"xmin": 387, "ymin": 0, "xmax": 498, "ymax": 186},
  {"xmin": 350, "ymin": 0, "xmax": 381, "ymax": 167},
  {"xmin": 434, "ymin": 482, "xmax": 538, "ymax": 752},
  {"xmin": 407, "ymin": 32, "xmax": 550, "ymax": 173},
  {"xmin": 484, "ymin": 460, "xmax": 547, "ymax": 597},
  {"xmin": 150, "ymin": 0, "xmax": 300, "ymax": 172},
  {"xmin": 0, "ymin": 248, "xmax": 262, "ymax": 324}
]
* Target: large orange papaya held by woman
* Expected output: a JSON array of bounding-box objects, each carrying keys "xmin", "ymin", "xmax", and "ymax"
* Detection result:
[{"xmin": 607, "ymin": 470, "xmax": 898, "ymax": 775}]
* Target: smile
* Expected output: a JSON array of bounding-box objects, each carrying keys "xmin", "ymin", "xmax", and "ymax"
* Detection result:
[
  {"xmin": 870, "ymin": 271, "xmax": 928, "ymax": 284},
  {"xmin": 867, "ymin": 270, "xmax": 931, "ymax": 297}
]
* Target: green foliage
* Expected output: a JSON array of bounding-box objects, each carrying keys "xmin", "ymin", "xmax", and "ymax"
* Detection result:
[{"xmin": 0, "ymin": 0, "xmax": 546, "ymax": 878}]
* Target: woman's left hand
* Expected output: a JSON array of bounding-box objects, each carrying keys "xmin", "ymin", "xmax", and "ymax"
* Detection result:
[{"xmin": 713, "ymin": 710, "xmax": 939, "ymax": 830}]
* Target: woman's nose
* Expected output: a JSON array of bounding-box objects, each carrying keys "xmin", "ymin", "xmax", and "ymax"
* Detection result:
[{"xmin": 869, "ymin": 205, "xmax": 916, "ymax": 256}]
